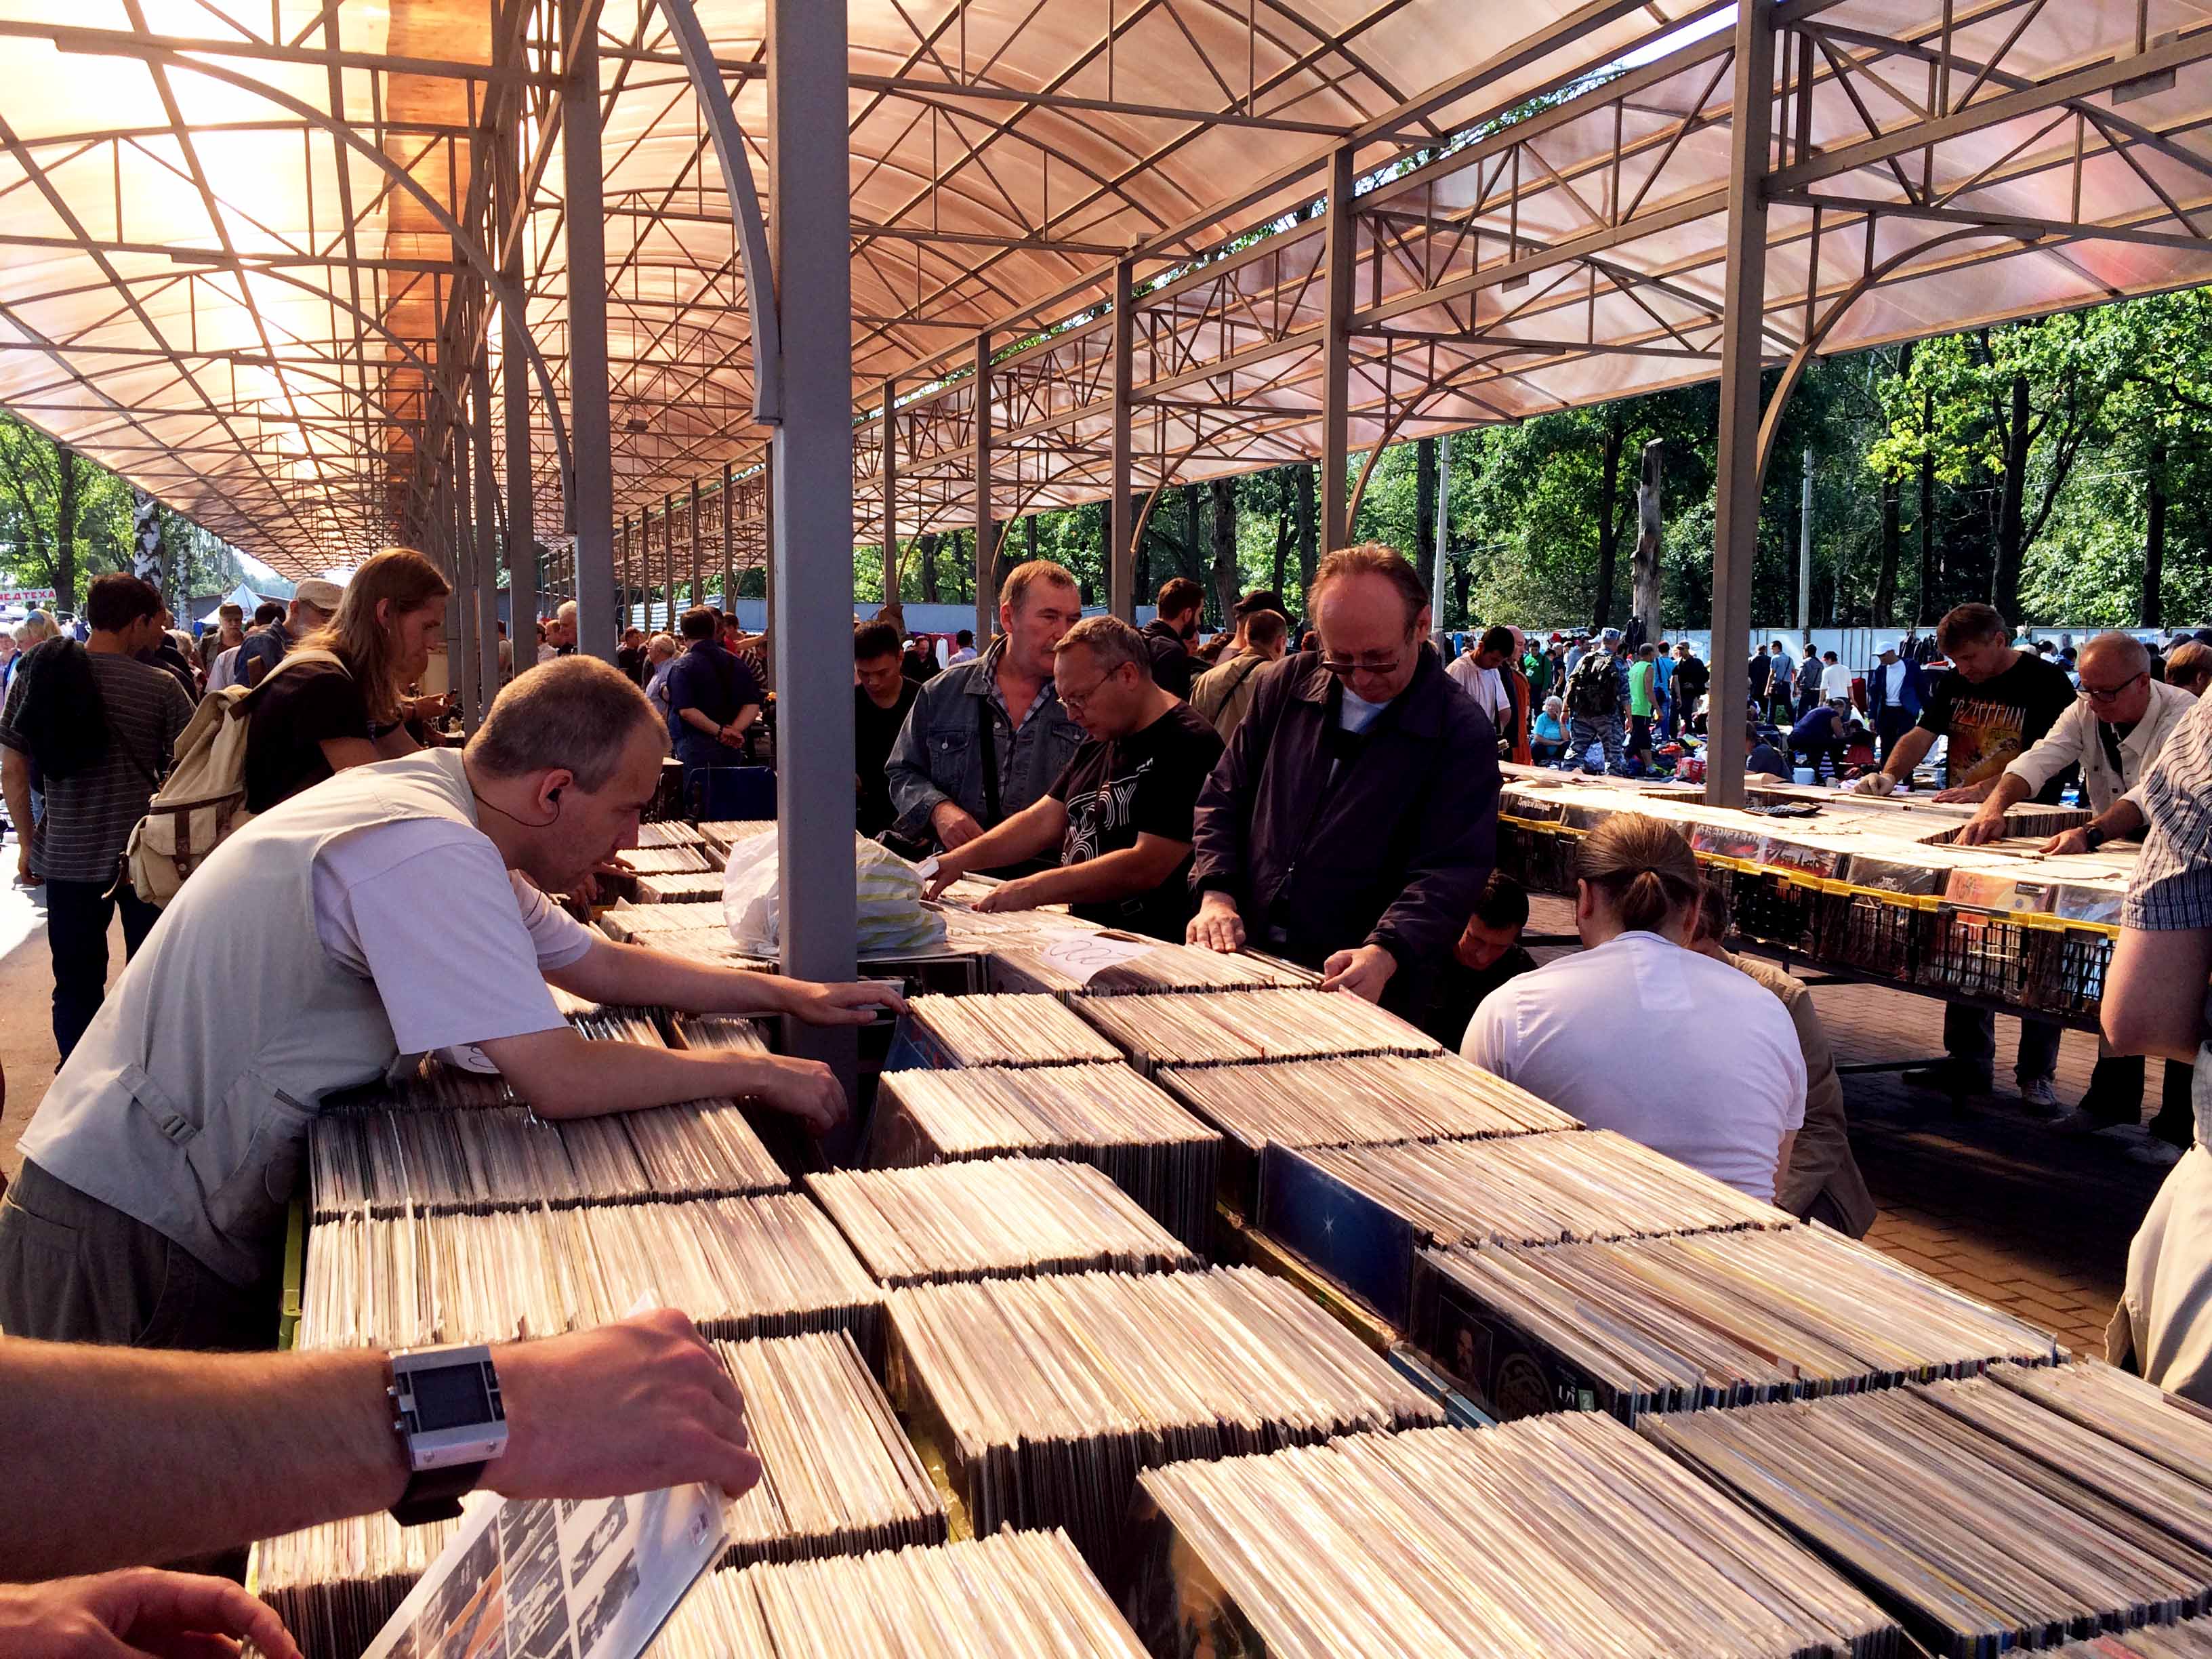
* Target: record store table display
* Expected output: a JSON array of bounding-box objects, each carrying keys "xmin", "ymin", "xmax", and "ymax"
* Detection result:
[
  {"xmin": 1123, "ymin": 1416, "xmax": 1905, "ymax": 1659},
  {"xmin": 1494, "ymin": 766, "xmax": 2128, "ymax": 1024},
  {"xmin": 1071, "ymin": 987, "xmax": 1444, "ymax": 1073}
]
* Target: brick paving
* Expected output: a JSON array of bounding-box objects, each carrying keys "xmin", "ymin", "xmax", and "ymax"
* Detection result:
[{"xmin": 1521, "ymin": 893, "xmax": 2163, "ymax": 1357}]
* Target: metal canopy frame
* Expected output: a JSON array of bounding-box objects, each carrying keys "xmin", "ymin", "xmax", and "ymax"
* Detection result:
[{"xmin": 4, "ymin": 2, "xmax": 2212, "ymax": 797}]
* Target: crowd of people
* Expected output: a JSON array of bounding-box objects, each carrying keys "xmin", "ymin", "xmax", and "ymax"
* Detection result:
[{"xmin": 7, "ymin": 537, "xmax": 2212, "ymax": 1650}]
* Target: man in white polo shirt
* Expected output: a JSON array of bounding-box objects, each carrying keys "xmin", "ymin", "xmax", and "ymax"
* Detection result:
[{"xmin": 0, "ymin": 655, "xmax": 901, "ymax": 1353}]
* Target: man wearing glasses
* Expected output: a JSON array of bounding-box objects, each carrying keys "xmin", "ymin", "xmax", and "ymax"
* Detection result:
[
  {"xmin": 1185, "ymin": 544, "xmax": 1499, "ymax": 1010},
  {"xmin": 1955, "ymin": 630, "xmax": 2200, "ymax": 1157}
]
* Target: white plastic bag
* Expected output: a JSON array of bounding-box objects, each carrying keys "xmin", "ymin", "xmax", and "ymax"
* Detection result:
[{"xmin": 722, "ymin": 832, "xmax": 947, "ymax": 956}]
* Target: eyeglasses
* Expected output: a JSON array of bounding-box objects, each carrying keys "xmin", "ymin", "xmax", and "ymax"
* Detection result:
[
  {"xmin": 1318, "ymin": 653, "xmax": 1406, "ymax": 678},
  {"xmin": 1054, "ymin": 672, "xmax": 1115, "ymax": 713},
  {"xmin": 2078, "ymin": 670, "xmax": 2147, "ymax": 705}
]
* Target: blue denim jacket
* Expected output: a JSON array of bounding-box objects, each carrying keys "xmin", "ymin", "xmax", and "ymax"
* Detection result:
[{"xmin": 884, "ymin": 638, "xmax": 1086, "ymax": 842}]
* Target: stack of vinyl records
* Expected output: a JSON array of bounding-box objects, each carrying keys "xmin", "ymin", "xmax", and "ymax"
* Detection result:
[
  {"xmin": 309, "ymin": 1104, "xmax": 649, "ymax": 1214},
  {"xmin": 699, "ymin": 819, "xmax": 779, "ymax": 855},
  {"xmin": 636, "ymin": 871, "xmax": 727, "ymax": 903},
  {"xmin": 1642, "ymin": 1385, "xmax": 2212, "ymax": 1655},
  {"xmin": 2047, "ymin": 1618, "xmax": 2212, "ymax": 1657},
  {"xmin": 1159, "ymin": 1052, "xmax": 1578, "ymax": 1151},
  {"xmin": 1128, "ymin": 1416, "xmax": 1902, "ymax": 1659},
  {"xmin": 252, "ymin": 1512, "xmax": 459, "ymax": 1659},
  {"xmin": 987, "ymin": 933, "xmax": 1319, "ymax": 997},
  {"xmin": 1071, "ymin": 988, "xmax": 1443, "ymax": 1071},
  {"xmin": 650, "ymin": 1530, "xmax": 1149, "ymax": 1659},
  {"xmin": 883, "ymin": 1266, "xmax": 1443, "ymax": 1568},
  {"xmin": 1990, "ymin": 1359, "xmax": 2212, "ymax": 1475},
  {"xmin": 806, "ymin": 1158, "xmax": 1199, "ymax": 1286},
  {"xmin": 600, "ymin": 900, "xmax": 724, "ymax": 941},
  {"xmin": 868, "ymin": 1065, "xmax": 1219, "ymax": 1246},
  {"xmin": 714, "ymin": 1332, "xmax": 946, "ymax": 1567},
  {"xmin": 672, "ymin": 1013, "xmax": 772, "ymax": 1054},
  {"xmin": 651, "ymin": 928, "xmax": 766, "ymax": 965},
  {"xmin": 569, "ymin": 1006, "xmax": 668, "ymax": 1046},
  {"xmin": 1300, "ymin": 1129, "xmax": 1782, "ymax": 1247},
  {"xmin": 634, "ymin": 820, "xmax": 710, "ymax": 849},
  {"xmin": 899, "ymin": 993, "xmax": 1125, "ymax": 1067},
  {"xmin": 616, "ymin": 844, "xmax": 718, "ymax": 876},
  {"xmin": 1420, "ymin": 1228, "xmax": 2057, "ymax": 1420},
  {"xmin": 297, "ymin": 1194, "xmax": 880, "ymax": 1351}
]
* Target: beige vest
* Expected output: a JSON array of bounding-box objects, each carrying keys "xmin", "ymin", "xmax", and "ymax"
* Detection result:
[
  {"xmin": 20, "ymin": 749, "xmax": 484, "ymax": 1284},
  {"xmin": 2110, "ymin": 1045, "xmax": 2212, "ymax": 1404}
]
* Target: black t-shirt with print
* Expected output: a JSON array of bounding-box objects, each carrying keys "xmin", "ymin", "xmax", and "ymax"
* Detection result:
[
  {"xmin": 1046, "ymin": 701, "xmax": 1223, "ymax": 939},
  {"xmin": 1917, "ymin": 650, "xmax": 2076, "ymax": 799},
  {"xmin": 245, "ymin": 658, "xmax": 371, "ymax": 813}
]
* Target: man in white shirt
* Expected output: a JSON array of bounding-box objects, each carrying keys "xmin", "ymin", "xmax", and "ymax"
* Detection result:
[
  {"xmin": 0, "ymin": 656, "xmax": 903, "ymax": 1353},
  {"xmin": 1462, "ymin": 814, "xmax": 1804, "ymax": 1202},
  {"xmin": 1818, "ymin": 651, "xmax": 1855, "ymax": 710},
  {"xmin": 1446, "ymin": 623, "xmax": 1518, "ymax": 734}
]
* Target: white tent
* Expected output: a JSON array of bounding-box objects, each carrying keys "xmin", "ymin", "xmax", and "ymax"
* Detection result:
[{"xmin": 197, "ymin": 581, "xmax": 264, "ymax": 627}]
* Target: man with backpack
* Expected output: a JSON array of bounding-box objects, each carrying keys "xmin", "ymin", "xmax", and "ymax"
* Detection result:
[
  {"xmin": 1563, "ymin": 629, "xmax": 1624, "ymax": 772},
  {"xmin": 0, "ymin": 575, "xmax": 194, "ymax": 1061}
]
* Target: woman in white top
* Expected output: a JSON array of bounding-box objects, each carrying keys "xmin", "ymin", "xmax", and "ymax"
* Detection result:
[{"xmin": 1460, "ymin": 813, "xmax": 1807, "ymax": 1203}]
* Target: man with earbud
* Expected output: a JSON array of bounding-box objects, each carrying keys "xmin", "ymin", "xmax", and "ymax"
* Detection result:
[{"xmin": 0, "ymin": 655, "xmax": 904, "ymax": 1355}]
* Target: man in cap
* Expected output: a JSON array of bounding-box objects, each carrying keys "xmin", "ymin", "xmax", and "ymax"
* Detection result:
[
  {"xmin": 238, "ymin": 577, "xmax": 342, "ymax": 688},
  {"xmin": 1863, "ymin": 641, "xmax": 1925, "ymax": 764}
]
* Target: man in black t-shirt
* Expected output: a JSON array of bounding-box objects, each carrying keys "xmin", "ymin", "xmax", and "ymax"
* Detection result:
[
  {"xmin": 1418, "ymin": 874, "xmax": 1539, "ymax": 1049},
  {"xmin": 853, "ymin": 620, "xmax": 918, "ymax": 838},
  {"xmin": 920, "ymin": 613, "xmax": 1222, "ymax": 940},
  {"xmin": 1850, "ymin": 602, "xmax": 2081, "ymax": 1109}
]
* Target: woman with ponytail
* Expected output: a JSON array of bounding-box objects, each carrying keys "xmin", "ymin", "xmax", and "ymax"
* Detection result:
[{"xmin": 1459, "ymin": 813, "xmax": 1808, "ymax": 1202}]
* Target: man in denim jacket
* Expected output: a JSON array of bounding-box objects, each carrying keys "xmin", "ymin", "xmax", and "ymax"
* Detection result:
[{"xmin": 886, "ymin": 560, "xmax": 1087, "ymax": 855}]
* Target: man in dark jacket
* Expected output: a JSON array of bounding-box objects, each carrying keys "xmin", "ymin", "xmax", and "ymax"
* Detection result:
[
  {"xmin": 1863, "ymin": 642, "xmax": 1926, "ymax": 763},
  {"xmin": 1141, "ymin": 577, "xmax": 1204, "ymax": 699},
  {"xmin": 1186, "ymin": 544, "xmax": 1500, "ymax": 1012}
]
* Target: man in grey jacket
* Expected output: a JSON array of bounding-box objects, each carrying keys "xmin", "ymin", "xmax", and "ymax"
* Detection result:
[{"xmin": 885, "ymin": 560, "xmax": 1088, "ymax": 853}]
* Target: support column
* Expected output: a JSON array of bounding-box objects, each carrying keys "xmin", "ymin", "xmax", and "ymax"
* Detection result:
[
  {"xmin": 722, "ymin": 459, "xmax": 735, "ymax": 610},
  {"xmin": 502, "ymin": 302, "xmax": 535, "ymax": 659},
  {"xmin": 880, "ymin": 382, "xmax": 899, "ymax": 615},
  {"xmin": 1797, "ymin": 447, "xmax": 1814, "ymax": 633},
  {"xmin": 1706, "ymin": 3, "xmax": 1777, "ymax": 811},
  {"xmin": 470, "ymin": 328, "xmax": 504, "ymax": 718},
  {"xmin": 663, "ymin": 493, "xmax": 676, "ymax": 632},
  {"xmin": 1431, "ymin": 432, "xmax": 1450, "ymax": 630},
  {"xmin": 1109, "ymin": 258, "xmax": 1135, "ymax": 619},
  {"xmin": 690, "ymin": 478, "xmax": 703, "ymax": 619},
  {"xmin": 973, "ymin": 331, "xmax": 994, "ymax": 643},
  {"xmin": 767, "ymin": 0, "xmax": 858, "ymax": 1098},
  {"xmin": 560, "ymin": 0, "xmax": 616, "ymax": 661},
  {"xmin": 1319, "ymin": 143, "xmax": 1356, "ymax": 552}
]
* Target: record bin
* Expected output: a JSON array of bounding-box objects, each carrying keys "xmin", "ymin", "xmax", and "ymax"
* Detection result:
[{"xmin": 1253, "ymin": 1143, "xmax": 1424, "ymax": 1329}]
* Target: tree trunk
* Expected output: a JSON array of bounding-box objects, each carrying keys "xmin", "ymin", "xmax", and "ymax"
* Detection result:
[
  {"xmin": 1296, "ymin": 466, "xmax": 1317, "ymax": 596},
  {"xmin": 1271, "ymin": 471, "xmax": 1290, "ymax": 598},
  {"xmin": 55, "ymin": 440, "xmax": 77, "ymax": 615},
  {"xmin": 1992, "ymin": 371, "xmax": 2030, "ymax": 620},
  {"xmin": 1180, "ymin": 482, "xmax": 1204, "ymax": 581},
  {"xmin": 918, "ymin": 532, "xmax": 939, "ymax": 602},
  {"xmin": 1916, "ymin": 390, "xmax": 1938, "ymax": 626},
  {"xmin": 1132, "ymin": 493, "xmax": 1152, "ymax": 602},
  {"xmin": 1025, "ymin": 515, "xmax": 1038, "ymax": 562},
  {"xmin": 1874, "ymin": 474, "xmax": 1901, "ymax": 628},
  {"xmin": 1631, "ymin": 438, "xmax": 1664, "ymax": 642},
  {"xmin": 2144, "ymin": 438, "xmax": 2168, "ymax": 629},
  {"xmin": 1414, "ymin": 436, "xmax": 1438, "ymax": 595},
  {"xmin": 1590, "ymin": 415, "xmax": 1623, "ymax": 630},
  {"xmin": 1209, "ymin": 476, "xmax": 1239, "ymax": 625}
]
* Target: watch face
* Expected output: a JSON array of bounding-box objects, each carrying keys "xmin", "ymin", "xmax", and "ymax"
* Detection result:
[{"xmin": 409, "ymin": 1364, "xmax": 495, "ymax": 1433}]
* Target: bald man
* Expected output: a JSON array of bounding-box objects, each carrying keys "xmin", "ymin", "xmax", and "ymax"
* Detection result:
[{"xmin": 1956, "ymin": 632, "xmax": 2196, "ymax": 855}]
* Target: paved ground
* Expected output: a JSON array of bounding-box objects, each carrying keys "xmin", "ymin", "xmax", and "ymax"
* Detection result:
[{"xmin": 0, "ymin": 848, "xmax": 2164, "ymax": 1358}]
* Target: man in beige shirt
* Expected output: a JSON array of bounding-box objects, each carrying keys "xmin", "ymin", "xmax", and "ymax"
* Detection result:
[
  {"xmin": 1190, "ymin": 607, "xmax": 1288, "ymax": 742},
  {"xmin": 1689, "ymin": 878, "xmax": 1875, "ymax": 1235}
]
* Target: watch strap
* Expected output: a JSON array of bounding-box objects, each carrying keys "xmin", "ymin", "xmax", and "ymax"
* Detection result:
[
  {"xmin": 2084, "ymin": 823, "xmax": 2110, "ymax": 851},
  {"xmin": 392, "ymin": 1460, "xmax": 487, "ymax": 1526}
]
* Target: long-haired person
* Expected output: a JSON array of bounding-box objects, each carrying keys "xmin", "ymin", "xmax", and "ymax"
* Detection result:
[
  {"xmin": 244, "ymin": 548, "xmax": 451, "ymax": 813},
  {"xmin": 1460, "ymin": 813, "xmax": 1806, "ymax": 1202}
]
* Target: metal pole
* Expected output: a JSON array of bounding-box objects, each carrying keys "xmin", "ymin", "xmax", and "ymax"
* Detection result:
[
  {"xmin": 1319, "ymin": 143, "xmax": 1355, "ymax": 552},
  {"xmin": 880, "ymin": 382, "xmax": 899, "ymax": 615},
  {"xmin": 1797, "ymin": 446, "xmax": 1814, "ymax": 634},
  {"xmin": 470, "ymin": 327, "xmax": 503, "ymax": 718},
  {"xmin": 722, "ymin": 459, "xmax": 735, "ymax": 611},
  {"xmin": 767, "ymin": 0, "xmax": 859, "ymax": 1099},
  {"xmin": 1109, "ymin": 257, "xmax": 1135, "ymax": 619},
  {"xmin": 451, "ymin": 419, "xmax": 479, "ymax": 725},
  {"xmin": 1431, "ymin": 431, "xmax": 1450, "ymax": 630},
  {"xmin": 690, "ymin": 478, "xmax": 703, "ymax": 619},
  {"xmin": 1706, "ymin": 1, "xmax": 1777, "ymax": 811},
  {"xmin": 663, "ymin": 493, "xmax": 676, "ymax": 632},
  {"xmin": 502, "ymin": 297, "xmax": 534, "ymax": 665},
  {"xmin": 560, "ymin": 0, "xmax": 616, "ymax": 662},
  {"xmin": 973, "ymin": 331, "xmax": 994, "ymax": 643}
]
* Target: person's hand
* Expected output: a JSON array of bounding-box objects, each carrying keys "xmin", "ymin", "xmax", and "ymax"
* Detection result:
[
  {"xmin": 974, "ymin": 876, "xmax": 1043, "ymax": 913},
  {"xmin": 1320, "ymin": 943, "xmax": 1398, "ymax": 1003},
  {"xmin": 15, "ymin": 836, "xmax": 33, "ymax": 886},
  {"xmin": 0, "ymin": 1568, "xmax": 302, "ymax": 1659},
  {"xmin": 1847, "ymin": 769, "xmax": 1898, "ymax": 796},
  {"xmin": 779, "ymin": 978, "xmax": 907, "ymax": 1027},
  {"xmin": 1954, "ymin": 808, "xmax": 2009, "ymax": 846},
  {"xmin": 1187, "ymin": 893, "xmax": 1246, "ymax": 953},
  {"xmin": 931, "ymin": 802, "xmax": 983, "ymax": 851},
  {"xmin": 1933, "ymin": 780, "xmax": 1991, "ymax": 804},
  {"xmin": 490, "ymin": 1309, "xmax": 762, "ymax": 1503},
  {"xmin": 739, "ymin": 1051, "xmax": 851, "ymax": 1136},
  {"xmin": 2041, "ymin": 825, "xmax": 2093, "ymax": 856},
  {"xmin": 920, "ymin": 859, "xmax": 962, "ymax": 903}
]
